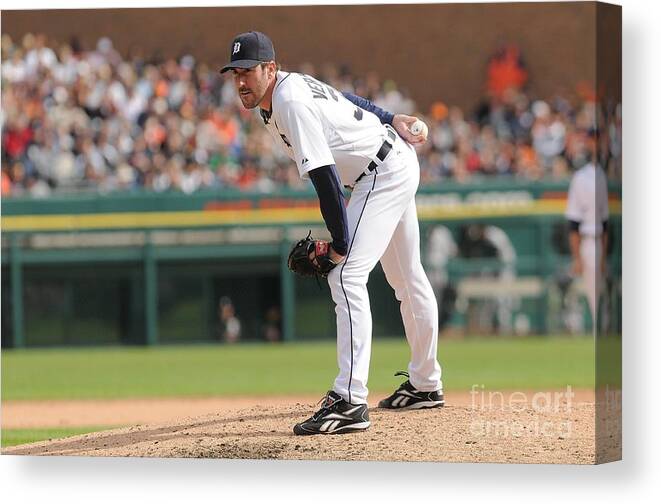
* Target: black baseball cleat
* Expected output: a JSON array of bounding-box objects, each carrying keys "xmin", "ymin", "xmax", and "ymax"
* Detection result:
[
  {"xmin": 378, "ymin": 371, "xmax": 445, "ymax": 410},
  {"xmin": 293, "ymin": 391, "xmax": 370, "ymax": 435}
]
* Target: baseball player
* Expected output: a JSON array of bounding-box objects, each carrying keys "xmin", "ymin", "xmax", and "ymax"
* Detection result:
[
  {"xmin": 221, "ymin": 31, "xmax": 443, "ymax": 435},
  {"xmin": 565, "ymin": 136, "xmax": 609, "ymax": 330}
]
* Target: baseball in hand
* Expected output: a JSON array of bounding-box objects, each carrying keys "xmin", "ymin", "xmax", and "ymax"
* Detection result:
[{"xmin": 409, "ymin": 119, "xmax": 428, "ymax": 138}]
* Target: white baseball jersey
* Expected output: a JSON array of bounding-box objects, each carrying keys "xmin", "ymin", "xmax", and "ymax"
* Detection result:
[
  {"xmin": 259, "ymin": 70, "xmax": 442, "ymax": 405},
  {"xmin": 262, "ymin": 71, "xmax": 389, "ymax": 186},
  {"xmin": 565, "ymin": 162, "xmax": 609, "ymax": 327},
  {"xmin": 565, "ymin": 162, "xmax": 609, "ymax": 236}
]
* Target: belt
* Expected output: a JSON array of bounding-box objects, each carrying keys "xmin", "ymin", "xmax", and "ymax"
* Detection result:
[{"xmin": 345, "ymin": 126, "xmax": 397, "ymax": 189}]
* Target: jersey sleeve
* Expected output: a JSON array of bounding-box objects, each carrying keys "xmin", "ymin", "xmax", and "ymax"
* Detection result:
[
  {"xmin": 565, "ymin": 175, "xmax": 583, "ymax": 222},
  {"xmin": 342, "ymin": 92, "xmax": 395, "ymax": 125},
  {"xmin": 276, "ymin": 99, "xmax": 335, "ymax": 179}
]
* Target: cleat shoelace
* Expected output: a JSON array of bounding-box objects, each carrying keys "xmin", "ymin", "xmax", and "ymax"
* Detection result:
[
  {"xmin": 311, "ymin": 391, "xmax": 337, "ymax": 421},
  {"xmin": 393, "ymin": 370, "xmax": 411, "ymax": 392}
]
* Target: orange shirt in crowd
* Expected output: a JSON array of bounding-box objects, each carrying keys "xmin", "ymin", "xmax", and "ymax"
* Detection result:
[{"xmin": 2, "ymin": 171, "xmax": 13, "ymax": 196}]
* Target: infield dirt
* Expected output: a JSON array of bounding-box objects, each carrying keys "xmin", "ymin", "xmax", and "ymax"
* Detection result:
[{"xmin": 2, "ymin": 389, "xmax": 620, "ymax": 463}]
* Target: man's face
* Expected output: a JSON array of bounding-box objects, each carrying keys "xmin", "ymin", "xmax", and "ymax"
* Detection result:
[{"xmin": 232, "ymin": 63, "xmax": 274, "ymax": 109}]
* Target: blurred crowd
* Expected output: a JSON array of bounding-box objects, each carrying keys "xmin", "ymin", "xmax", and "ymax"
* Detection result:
[{"xmin": 1, "ymin": 34, "xmax": 622, "ymax": 197}]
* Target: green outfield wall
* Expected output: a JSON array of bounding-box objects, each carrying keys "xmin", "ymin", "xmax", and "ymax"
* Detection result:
[{"xmin": 1, "ymin": 180, "xmax": 622, "ymax": 348}]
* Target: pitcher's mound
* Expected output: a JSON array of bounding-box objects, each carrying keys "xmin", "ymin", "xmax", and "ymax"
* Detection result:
[{"xmin": 3, "ymin": 398, "xmax": 607, "ymax": 464}]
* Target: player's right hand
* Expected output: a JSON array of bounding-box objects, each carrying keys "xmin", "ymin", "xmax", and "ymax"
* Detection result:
[{"xmin": 393, "ymin": 114, "xmax": 428, "ymax": 145}]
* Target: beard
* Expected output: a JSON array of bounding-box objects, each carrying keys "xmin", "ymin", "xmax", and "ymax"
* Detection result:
[{"xmin": 238, "ymin": 85, "xmax": 266, "ymax": 109}]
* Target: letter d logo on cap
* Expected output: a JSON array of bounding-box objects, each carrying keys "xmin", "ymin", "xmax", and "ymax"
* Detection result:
[{"xmin": 233, "ymin": 42, "xmax": 241, "ymax": 55}]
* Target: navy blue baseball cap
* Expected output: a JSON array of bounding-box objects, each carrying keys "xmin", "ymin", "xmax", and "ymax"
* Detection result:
[{"xmin": 220, "ymin": 31, "xmax": 275, "ymax": 74}]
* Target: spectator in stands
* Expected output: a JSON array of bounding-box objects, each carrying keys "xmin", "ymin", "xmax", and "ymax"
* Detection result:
[
  {"xmin": 486, "ymin": 44, "xmax": 528, "ymax": 101},
  {"xmin": 1, "ymin": 34, "xmax": 621, "ymax": 196}
]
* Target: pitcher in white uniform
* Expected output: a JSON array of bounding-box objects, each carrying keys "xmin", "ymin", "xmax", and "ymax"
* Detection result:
[{"xmin": 221, "ymin": 31, "xmax": 443, "ymax": 435}]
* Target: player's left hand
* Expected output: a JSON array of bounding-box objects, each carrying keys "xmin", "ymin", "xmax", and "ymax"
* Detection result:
[
  {"xmin": 327, "ymin": 245, "xmax": 345, "ymax": 265},
  {"xmin": 288, "ymin": 233, "xmax": 341, "ymax": 278},
  {"xmin": 393, "ymin": 114, "xmax": 428, "ymax": 145},
  {"xmin": 308, "ymin": 242, "xmax": 345, "ymax": 270}
]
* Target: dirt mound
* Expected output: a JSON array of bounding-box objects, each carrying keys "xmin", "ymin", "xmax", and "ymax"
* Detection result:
[
  {"xmin": 3, "ymin": 396, "xmax": 603, "ymax": 464},
  {"xmin": 1, "ymin": 396, "xmax": 322, "ymax": 429}
]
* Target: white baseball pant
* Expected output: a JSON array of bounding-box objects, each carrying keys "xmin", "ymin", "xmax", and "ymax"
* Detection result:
[
  {"xmin": 581, "ymin": 235, "xmax": 603, "ymax": 329},
  {"xmin": 327, "ymin": 136, "xmax": 442, "ymax": 405}
]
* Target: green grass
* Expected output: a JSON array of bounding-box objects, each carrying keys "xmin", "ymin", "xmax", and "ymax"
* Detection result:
[
  {"xmin": 1, "ymin": 337, "xmax": 596, "ymax": 401},
  {"xmin": 1, "ymin": 426, "xmax": 113, "ymax": 448},
  {"xmin": 596, "ymin": 336, "xmax": 622, "ymax": 387}
]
